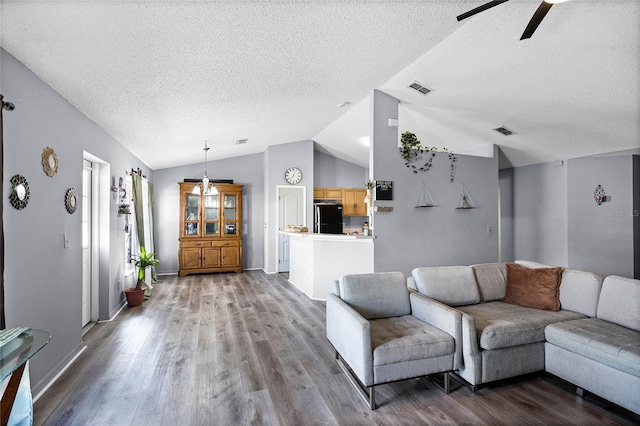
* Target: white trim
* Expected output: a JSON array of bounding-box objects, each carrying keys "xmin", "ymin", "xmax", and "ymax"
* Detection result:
[{"xmin": 32, "ymin": 345, "xmax": 88, "ymax": 403}]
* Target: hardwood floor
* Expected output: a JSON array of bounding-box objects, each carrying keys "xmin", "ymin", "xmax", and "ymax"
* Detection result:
[{"xmin": 34, "ymin": 272, "xmax": 639, "ymax": 425}]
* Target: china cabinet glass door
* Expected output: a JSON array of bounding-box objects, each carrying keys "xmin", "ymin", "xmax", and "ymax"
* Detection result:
[
  {"xmin": 184, "ymin": 193, "xmax": 200, "ymax": 236},
  {"xmin": 223, "ymin": 194, "xmax": 238, "ymax": 235},
  {"xmin": 204, "ymin": 194, "xmax": 220, "ymax": 236}
]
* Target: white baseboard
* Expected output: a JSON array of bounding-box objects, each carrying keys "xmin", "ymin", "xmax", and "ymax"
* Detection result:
[{"xmin": 32, "ymin": 344, "xmax": 87, "ymax": 403}]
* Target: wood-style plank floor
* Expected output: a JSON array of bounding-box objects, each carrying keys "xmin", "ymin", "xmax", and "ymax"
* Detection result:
[{"xmin": 34, "ymin": 272, "xmax": 639, "ymax": 425}]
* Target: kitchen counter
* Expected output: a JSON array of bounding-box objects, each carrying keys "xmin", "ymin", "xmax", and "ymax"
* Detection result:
[
  {"xmin": 282, "ymin": 231, "xmax": 374, "ymax": 300},
  {"xmin": 281, "ymin": 231, "xmax": 374, "ymax": 240}
]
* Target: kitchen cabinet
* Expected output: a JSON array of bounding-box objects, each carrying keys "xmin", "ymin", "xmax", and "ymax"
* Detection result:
[
  {"xmin": 178, "ymin": 182, "xmax": 243, "ymax": 276},
  {"xmin": 342, "ymin": 188, "xmax": 368, "ymax": 216},
  {"xmin": 314, "ymin": 187, "xmax": 343, "ymax": 200}
]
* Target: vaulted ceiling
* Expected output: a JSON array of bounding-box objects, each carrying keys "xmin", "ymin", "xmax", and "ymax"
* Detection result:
[{"xmin": 1, "ymin": 1, "xmax": 638, "ymax": 170}]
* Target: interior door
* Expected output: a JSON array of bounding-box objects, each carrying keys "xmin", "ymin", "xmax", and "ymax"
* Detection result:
[{"xmin": 278, "ymin": 187, "xmax": 305, "ymax": 272}]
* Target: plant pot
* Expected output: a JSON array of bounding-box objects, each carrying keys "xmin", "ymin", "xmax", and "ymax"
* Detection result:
[{"xmin": 124, "ymin": 287, "xmax": 145, "ymax": 307}]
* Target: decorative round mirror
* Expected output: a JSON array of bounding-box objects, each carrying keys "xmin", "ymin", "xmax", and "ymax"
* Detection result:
[
  {"xmin": 9, "ymin": 175, "xmax": 30, "ymax": 210},
  {"xmin": 42, "ymin": 147, "xmax": 59, "ymax": 177},
  {"xmin": 65, "ymin": 188, "xmax": 78, "ymax": 214}
]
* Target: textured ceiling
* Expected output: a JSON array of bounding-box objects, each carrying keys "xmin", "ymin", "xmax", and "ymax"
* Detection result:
[{"xmin": 1, "ymin": 1, "xmax": 639, "ymax": 170}]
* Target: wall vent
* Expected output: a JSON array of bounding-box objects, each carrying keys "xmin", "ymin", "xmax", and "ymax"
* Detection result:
[
  {"xmin": 409, "ymin": 81, "xmax": 434, "ymax": 96},
  {"xmin": 493, "ymin": 126, "xmax": 516, "ymax": 136},
  {"xmin": 236, "ymin": 138, "xmax": 248, "ymax": 145}
]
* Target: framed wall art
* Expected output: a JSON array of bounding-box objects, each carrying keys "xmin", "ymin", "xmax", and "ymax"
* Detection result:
[{"xmin": 376, "ymin": 180, "xmax": 393, "ymax": 201}]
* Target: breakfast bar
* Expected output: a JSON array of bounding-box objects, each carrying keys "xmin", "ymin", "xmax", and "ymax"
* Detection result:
[{"xmin": 284, "ymin": 232, "xmax": 374, "ymax": 300}]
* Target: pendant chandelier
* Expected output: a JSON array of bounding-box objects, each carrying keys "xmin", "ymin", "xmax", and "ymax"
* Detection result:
[{"xmin": 193, "ymin": 140, "xmax": 218, "ymax": 195}]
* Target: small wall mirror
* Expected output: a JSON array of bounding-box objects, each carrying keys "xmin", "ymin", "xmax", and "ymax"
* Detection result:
[
  {"xmin": 42, "ymin": 147, "xmax": 59, "ymax": 177},
  {"xmin": 9, "ymin": 174, "xmax": 30, "ymax": 209}
]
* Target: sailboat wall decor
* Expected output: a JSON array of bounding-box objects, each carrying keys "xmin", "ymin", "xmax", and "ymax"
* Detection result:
[
  {"xmin": 456, "ymin": 183, "xmax": 476, "ymax": 209},
  {"xmin": 415, "ymin": 181, "xmax": 436, "ymax": 208}
]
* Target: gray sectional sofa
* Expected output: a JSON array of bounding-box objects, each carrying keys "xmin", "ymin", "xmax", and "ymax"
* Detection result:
[{"xmin": 408, "ymin": 261, "xmax": 640, "ymax": 415}]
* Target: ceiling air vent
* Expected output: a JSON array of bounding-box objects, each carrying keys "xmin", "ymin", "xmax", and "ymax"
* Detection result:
[
  {"xmin": 409, "ymin": 81, "xmax": 434, "ymax": 96},
  {"xmin": 493, "ymin": 126, "xmax": 516, "ymax": 136},
  {"xmin": 236, "ymin": 138, "xmax": 248, "ymax": 145}
]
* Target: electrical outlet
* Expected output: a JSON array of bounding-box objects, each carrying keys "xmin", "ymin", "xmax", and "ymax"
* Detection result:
[{"xmin": 487, "ymin": 226, "xmax": 495, "ymax": 234}]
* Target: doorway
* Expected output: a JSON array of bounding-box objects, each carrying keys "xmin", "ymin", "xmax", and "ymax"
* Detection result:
[
  {"xmin": 81, "ymin": 159, "xmax": 93, "ymax": 327},
  {"xmin": 277, "ymin": 186, "xmax": 306, "ymax": 272},
  {"xmin": 82, "ymin": 157, "xmax": 103, "ymax": 329}
]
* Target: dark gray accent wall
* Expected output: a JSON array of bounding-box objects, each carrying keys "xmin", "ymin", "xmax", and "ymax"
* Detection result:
[
  {"xmin": 567, "ymin": 155, "xmax": 636, "ymax": 278},
  {"xmin": 371, "ymin": 90, "xmax": 499, "ymax": 276},
  {"xmin": 511, "ymin": 161, "xmax": 568, "ymax": 266},
  {"xmin": 1, "ymin": 49, "xmax": 152, "ymax": 395},
  {"xmin": 313, "ymin": 151, "xmax": 368, "ymax": 188},
  {"xmin": 152, "ymin": 154, "xmax": 264, "ymax": 274}
]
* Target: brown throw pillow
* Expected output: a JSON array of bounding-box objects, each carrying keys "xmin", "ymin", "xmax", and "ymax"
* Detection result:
[{"xmin": 503, "ymin": 263, "xmax": 562, "ymax": 311}]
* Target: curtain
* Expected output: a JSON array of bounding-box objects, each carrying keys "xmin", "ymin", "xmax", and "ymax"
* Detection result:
[
  {"xmin": 132, "ymin": 174, "xmax": 145, "ymax": 251},
  {"xmin": 147, "ymin": 180, "xmax": 157, "ymax": 281},
  {"xmin": 131, "ymin": 173, "xmax": 157, "ymax": 283},
  {"xmin": 1, "ymin": 94, "xmax": 5, "ymax": 329}
]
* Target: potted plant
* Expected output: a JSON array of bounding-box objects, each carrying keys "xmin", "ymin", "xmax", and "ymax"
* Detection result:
[
  {"xmin": 363, "ymin": 180, "xmax": 374, "ymax": 204},
  {"xmin": 124, "ymin": 246, "xmax": 161, "ymax": 307},
  {"xmin": 399, "ymin": 131, "xmax": 457, "ymax": 182}
]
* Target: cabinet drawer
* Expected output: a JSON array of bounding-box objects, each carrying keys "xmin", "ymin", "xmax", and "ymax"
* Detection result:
[
  {"xmin": 181, "ymin": 241, "xmax": 212, "ymax": 248},
  {"xmin": 212, "ymin": 240, "xmax": 240, "ymax": 247}
]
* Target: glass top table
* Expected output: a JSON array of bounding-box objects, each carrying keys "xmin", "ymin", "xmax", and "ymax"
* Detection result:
[{"xmin": 1, "ymin": 329, "xmax": 51, "ymax": 383}]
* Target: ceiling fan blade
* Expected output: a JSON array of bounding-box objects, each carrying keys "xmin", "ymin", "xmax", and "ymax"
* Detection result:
[
  {"xmin": 520, "ymin": 1, "xmax": 553, "ymax": 40},
  {"xmin": 457, "ymin": 0, "xmax": 510, "ymax": 22}
]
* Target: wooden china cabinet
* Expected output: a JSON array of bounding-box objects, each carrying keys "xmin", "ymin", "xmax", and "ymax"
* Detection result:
[{"xmin": 178, "ymin": 182, "xmax": 243, "ymax": 276}]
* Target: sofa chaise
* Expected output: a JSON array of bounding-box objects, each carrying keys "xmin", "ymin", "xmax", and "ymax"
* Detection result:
[{"xmin": 409, "ymin": 261, "xmax": 640, "ymax": 415}]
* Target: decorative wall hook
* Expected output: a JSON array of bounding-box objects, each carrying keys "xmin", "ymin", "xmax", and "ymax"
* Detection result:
[{"xmin": 594, "ymin": 185, "xmax": 606, "ymax": 205}]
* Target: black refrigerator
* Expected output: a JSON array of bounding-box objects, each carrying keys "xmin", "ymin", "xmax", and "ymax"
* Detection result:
[{"xmin": 314, "ymin": 204, "xmax": 344, "ymax": 234}]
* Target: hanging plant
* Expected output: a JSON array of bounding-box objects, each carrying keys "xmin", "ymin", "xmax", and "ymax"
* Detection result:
[{"xmin": 399, "ymin": 131, "xmax": 457, "ymax": 182}]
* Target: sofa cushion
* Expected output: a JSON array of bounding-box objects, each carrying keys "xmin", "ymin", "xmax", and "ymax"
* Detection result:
[
  {"xmin": 503, "ymin": 263, "xmax": 562, "ymax": 311},
  {"xmin": 411, "ymin": 266, "xmax": 480, "ymax": 306},
  {"xmin": 457, "ymin": 301, "xmax": 585, "ymax": 350},
  {"xmin": 545, "ymin": 318, "xmax": 640, "ymax": 377},
  {"xmin": 339, "ymin": 272, "xmax": 410, "ymax": 319},
  {"xmin": 559, "ymin": 269, "xmax": 603, "ymax": 317},
  {"xmin": 597, "ymin": 275, "xmax": 640, "ymax": 332},
  {"xmin": 371, "ymin": 315, "xmax": 454, "ymax": 366},
  {"xmin": 472, "ymin": 263, "xmax": 507, "ymax": 302},
  {"xmin": 515, "ymin": 260, "xmax": 558, "ymax": 269}
]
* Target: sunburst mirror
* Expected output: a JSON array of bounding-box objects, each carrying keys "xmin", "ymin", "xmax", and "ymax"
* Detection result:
[
  {"xmin": 65, "ymin": 188, "xmax": 78, "ymax": 214},
  {"xmin": 42, "ymin": 147, "xmax": 59, "ymax": 177},
  {"xmin": 9, "ymin": 174, "xmax": 30, "ymax": 210}
]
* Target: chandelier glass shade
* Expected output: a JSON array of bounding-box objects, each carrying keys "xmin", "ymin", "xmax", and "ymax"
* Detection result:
[{"xmin": 193, "ymin": 141, "xmax": 218, "ymax": 195}]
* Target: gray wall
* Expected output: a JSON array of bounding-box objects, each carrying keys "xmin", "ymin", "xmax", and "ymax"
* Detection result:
[
  {"xmin": 511, "ymin": 161, "xmax": 568, "ymax": 266},
  {"xmin": 567, "ymin": 155, "xmax": 637, "ymax": 278},
  {"xmin": 499, "ymin": 167, "xmax": 514, "ymax": 262},
  {"xmin": 371, "ymin": 90, "xmax": 499, "ymax": 276},
  {"xmin": 153, "ymin": 153, "xmax": 264, "ymax": 274},
  {"xmin": 1, "ymin": 49, "xmax": 152, "ymax": 394},
  {"xmin": 263, "ymin": 140, "xmax": 314, "ymax": 273},
  {"xmin": 313, "ymin": 150, "xmax": 368, "ymax": 188},
  {"xmin": 504, "ymin": 154, "xmax": 638, "ymax": 278}
]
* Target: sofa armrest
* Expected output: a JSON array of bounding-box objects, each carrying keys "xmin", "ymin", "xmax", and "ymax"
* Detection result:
[
  {"xmin": 409, "ymin": 291, "xmax": 462, "ymax": 370},
  {"xmin": 460, "ymin": 312, "xmax": 483, "ymax": 386},
  {"xmin": 326, "ymin": 293, "xmax": 373, "ymax": 385}
]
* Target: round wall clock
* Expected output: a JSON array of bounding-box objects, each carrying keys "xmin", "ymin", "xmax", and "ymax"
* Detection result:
[
  {"xmin": 65, "ymin": 188, "xmax": 78, "ymax": 214},
  {"xmin": 284, "ymin": 167, "xmax": 302, "ymax": 184},
  {"xmin": 41, "ymin": 147, "xmax": 59, "ymax": 177}
]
